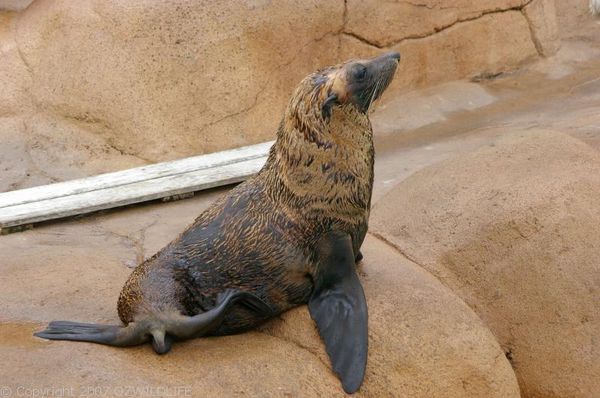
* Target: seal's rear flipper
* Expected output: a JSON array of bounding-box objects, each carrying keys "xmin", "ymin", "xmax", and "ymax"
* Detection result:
[
  {"xmin": 167, "ymin": 289, "xmax": 273, "ymax": 340},
  {"xmin": 34, "ymin": 289, "xmax": 273, "ymax": 354},
  {"xmin": 309, "ymin": 230, "xmax": 368, "ymax": 394},
  {"xmin": 34, "ymin": 321, "xmax": 149, "ymax": 347}
]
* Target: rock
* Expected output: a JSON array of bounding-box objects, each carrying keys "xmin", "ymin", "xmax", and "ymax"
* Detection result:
[
  {"xmin": 0, "ymin": 11, "xmax": 34, "ymax": 117},
  {"xmin": 262, "ymin": 235, "xmax": 521, "ymax": 397},
  {"xmin": 341, "ymin": 11, "xmax": 539, "ymax": 93},
  {"xmin": 371, "ymin": 130, "xmax": 600, "ymax": 397},
  {"xmin": 524, "ymin": 0, "xmax": 561, "ymax": 57},
  {"xmin": 555, "ymin": 0, "xmax": 591, "ymax": 37},
  {"xmin": 1, "ymin": 328, "xmax": 345, "ymax": 398},
  {"xmin": 345, "ymin": 0, "xmax": 528, "ymax": 47},
  {"xmin": 12, "ymin": 0, "xmax": 344, "ymax": 162},
  {"xmin": 0, "ymin": 201, "xmax": 345, "ymax": 397},
  {"xmin": 0, "ymin": 0, "xmax": 559, "ymax": 178},
  {"xmin": 0, "ymin": 0, "xmax": 33, "ymax": 11},
  {"xmin": 0, "ymin": 211, "xmax": 521, "ymax": 397}
]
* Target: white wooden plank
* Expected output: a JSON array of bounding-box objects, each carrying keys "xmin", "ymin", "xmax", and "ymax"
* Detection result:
[
  {"xmin": 0, "ymin": 141, "xmax": 274, "ymax": 209},
  {"xmin": 0, "ymin": 157, "xmax": 267, "ymax": 228}
]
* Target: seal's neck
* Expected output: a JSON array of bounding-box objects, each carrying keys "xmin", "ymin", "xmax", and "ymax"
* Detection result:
[{"xmin": 262, "ymin": 105, "xmax": 374, "ymax": 225}]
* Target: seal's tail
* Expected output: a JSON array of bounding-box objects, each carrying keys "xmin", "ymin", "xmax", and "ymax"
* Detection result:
[{"xmin": 34, "ymin": 289, "xmax": 272, "ymax": 354}]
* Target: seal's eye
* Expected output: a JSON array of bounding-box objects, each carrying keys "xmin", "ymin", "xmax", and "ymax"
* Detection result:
[{"xmin": 351, "ymin": 64, "xmax": 367, "ymax": 81}]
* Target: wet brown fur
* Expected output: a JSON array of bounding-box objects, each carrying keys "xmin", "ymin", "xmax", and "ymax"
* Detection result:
[{"xmin": 117, "ymin": 56, "xmax": 395, "ymax": 335}]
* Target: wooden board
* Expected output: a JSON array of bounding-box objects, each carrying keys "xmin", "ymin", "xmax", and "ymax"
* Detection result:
[{"xmin": 0, "ymin": 141, "xmax": 273, "ymax": 232}]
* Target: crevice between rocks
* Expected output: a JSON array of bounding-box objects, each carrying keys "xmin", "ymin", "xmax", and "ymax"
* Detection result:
[
  {"xmin": 103, "ymin": 139, "xmax": 153, "ymax": 163},
  {"xmin": 368, "ymin": 231, "xmax": 429, "ymax": 273},
  {"xmin": 367, "ymin": 231, "xmax": 484, "ymax": 325},
  {"xmin": 342, "ymin": 0, "xmax": 537, "ymax": 49},
  {"xmin": 368, "ymin": 231, "xmax": 521, "ymax": 377},
  {"xmin": 12, "ymin": 13, "xmax": 33, "ymax": 77},
  {"xmin": 336, "ymin": 0, "xmax": 348, "ymax": 56},
  {"xmin": 257, "ymin": 328, "xmax": 331, "ymax": 371},
  {"xmin": 521, "ymin": 6, "xmax": 545, "ymax": 57},
  {"xmin": 197, "ymin": 28, "xmax": 339, "ymax": 137},
  {"xmin": 105, "ymin": 220, "xmax": 157, "ymax": 268},
  {"xmin": 55, "ymin": 113, "xmax": 154, "ymax": 163},
  {"xmin": 369, "ymin": 231, "xmax": 502, "ymax": 323}
]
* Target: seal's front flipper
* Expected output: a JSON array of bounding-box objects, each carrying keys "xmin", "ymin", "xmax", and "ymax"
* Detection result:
[{"xmin": 309, "ymin": 230, "xmax": 368, "ymax": 394}]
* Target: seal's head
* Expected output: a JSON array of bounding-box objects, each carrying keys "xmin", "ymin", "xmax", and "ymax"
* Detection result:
[
  {"xmin": 280, "ymin": 52, "xmax": 400, "ymax": 151},
  {"xmin": 284, "ymin": 52, "xmax": 400, "ymax": 130},
  {"xmin": 318, "ymin": 51, "xmax": 401, "ymax": 118}
]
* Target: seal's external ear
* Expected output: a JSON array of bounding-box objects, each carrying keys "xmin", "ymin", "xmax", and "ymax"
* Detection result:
[{"xmin": 321, "ymin": 94, "xmax": 338, "ymax": 120}]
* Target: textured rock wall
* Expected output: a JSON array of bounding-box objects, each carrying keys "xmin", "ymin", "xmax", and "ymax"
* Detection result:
[{"xmin": 0, "ymin": 0, "xmax": 559, "ymax": 181}]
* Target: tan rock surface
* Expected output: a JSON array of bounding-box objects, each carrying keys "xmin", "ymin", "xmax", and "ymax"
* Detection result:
[
  {"xmin": 2, "ymin": 326, "xmax": 346, "ymax": 398},
  {"xmin": 345, "ymin": 0, "xmax": 528, "ymax": 47},
  {"xmin": 263, "ymin": 235, "xmax": 520, "ymax": 398},
  {"xmin": 0, "ymin": 193, "xmax": 346, "ymax": 397},
  {"xmin": 0, "ymin": 0, "xmax": 32, "ymax": 11},
  {"xmin": 345, "ymin": 11, "xmax": 540, "ymax": 92},
  {"xmin": 11, "ymin": 0, "xmax": 344, "ymax": 162},
  {"xmin": 523, "ymin": 0, "xmax": 560, "ymax": 56},
  {"xmin": 371, "ymin": 130, "xmax": 600, "ymax": 397},
  {"xmin": 555, "ymin": 0, "xmax": 591, "ymax": 37},
  {"xmin": 0, "ymin": 0, "xmax": 562, "ymax": 187},
  {"xmin": 0, "ymin": 11, "xmax": 34, "ymax": 117}
]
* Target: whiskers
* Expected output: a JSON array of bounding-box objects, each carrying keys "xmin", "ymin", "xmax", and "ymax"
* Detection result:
[
  {"xmin": 367, "ymin": 76, "xmax": 383, "ymax": 113},
  {"xmin": 368, "ymin": 67, "xmax": 397, "ymax": 115}
]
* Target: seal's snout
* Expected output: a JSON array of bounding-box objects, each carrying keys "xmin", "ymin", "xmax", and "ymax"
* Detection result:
[
  {"xmin": 370, "ymin": 51, "xmax": 401, "ymax": 73},
  {"xmin": 368, "ymin": 51, "xmax": 401, "ymax": 67},
  {"xmin": 386, "ymin": 51, "xmax": 401, "ymax": 62},
  {"xmin": 340, "ymin": 51, "xmax": 400, "ymax": 113}
]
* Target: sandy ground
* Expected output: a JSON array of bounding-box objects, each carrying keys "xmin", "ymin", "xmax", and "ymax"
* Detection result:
[{"xmin": 1, "ymin": 17, "xmax": 600, "ymax": 398}]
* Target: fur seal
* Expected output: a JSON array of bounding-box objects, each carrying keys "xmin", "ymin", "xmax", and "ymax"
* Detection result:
[{"xmin": 35, "ymin": 51, "xmax": 400, "ymax": 393}]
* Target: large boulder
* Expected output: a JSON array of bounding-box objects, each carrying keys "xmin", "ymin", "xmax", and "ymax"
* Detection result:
[
  {"xmin": 10, "ymin": 0, "xmax": 344, "ymax": 162},
  {"xmin": 0, "ymin": 204, "xmax": 520, "ymax": 397},
  {"xmin": 262, "ymin": 235, "xmax": 520, "ymax": 397},
  {"xmin": 372, "ymin": 130, "xmax": 600, "ymax": 397}
]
